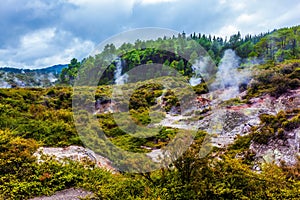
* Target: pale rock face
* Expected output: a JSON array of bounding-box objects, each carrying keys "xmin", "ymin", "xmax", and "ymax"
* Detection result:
[
  {"xmin": 250, "ymin": 127, "xmax": 300, "ymax": 166},
  {"xmin": 247, "ymin": 89, "xmax": 300, "ymax": 166},
  {"xmin": 34, "ymin": 145, "xmax": 117, "ymax": 173},
  {"xmin": 29, "ymin": 188, "xmax": 94, "ymax": 200},
  {"xmin": 150, "ymin": 88, "xmax": 300, "ymax": 165}
]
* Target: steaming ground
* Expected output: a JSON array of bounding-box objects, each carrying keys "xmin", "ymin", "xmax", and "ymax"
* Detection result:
[
  {"xmin": 189, "ymin": 49, "xmax": 252, "ymax": 100},
  {"xmin": 189, "ymin": 56, "xmax": 213, "ymax": 86},
  {"xmin": 114, "ymin": 57, "xmax": 128, "ymax": 85},
  {"xmin": 0, "ymin": 71, "xmax": 59, "ymax": 88}
]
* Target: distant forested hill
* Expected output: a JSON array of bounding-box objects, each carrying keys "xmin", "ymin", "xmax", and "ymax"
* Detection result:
[
  {"xmin": 59, "ymin": 25, "xmax": 300, "ymax": 85},
  {"xmin": 0, "ymin": 64, "xmax": 67, "ymax": 74}
]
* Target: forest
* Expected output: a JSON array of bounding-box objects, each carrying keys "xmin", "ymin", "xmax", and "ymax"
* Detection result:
[
  {"xmin": 60, "ymin": 25, "xmax": 300, "ymax": 85},
  {"xmin": 0, "ymin": 25, "xmax": 300, "ymax": 199}
]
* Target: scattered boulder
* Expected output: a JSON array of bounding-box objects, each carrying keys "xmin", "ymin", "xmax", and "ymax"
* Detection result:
[
  {"xmin": 34, "ymin": 145, "xmax": 117, "ymax": 173},
  {"xmin": 250, "ymin": 127, "xmax": 300, "ymax": 166},
  {"xmin": 29, "ymin": 188, "xmax": 94, "ymax": 200}
]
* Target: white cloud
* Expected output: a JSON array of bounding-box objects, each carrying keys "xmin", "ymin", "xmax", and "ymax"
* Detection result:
[
  {"xmin": 269, "ymin": 2, "xmax": 300, "ymax": 27},
  {"xmin": 230, "ymin": 2, "xmax": 246, "ymax": 10},
  {"xmin": 25, "ymin": 0, "xmax": 55, "ymax": 10},
  {"xmin": 216, "ymin": 25, "xmax": 239, "ymax": 38},
  {"xmin": 65, "ymin": 0, "xmax": 103, "ymax": 5},
  {"xmin": 0, "ymin": 0, "xmax": 300, "ymax": 69},
  {"xmin": 0, "ymin": 28, "xmax": 94, "ymax": 69},
  {"xmin": 219, "ymin": 0, "xmax": 227, "ymax": 4},
  {"xmin": 213, "ymin": 0, "xmax": 300, "ymax": 38},
  {"xmin": 66, "ymin": 0, "xmax": 136, "ymax": 11},
  {"xmin": 67, "ymin": 0, "xmax": 177, "ymax": 6},
  {"xmin": 225, "ymin": 0, "xmax": 249, "ymax": 10},
  {"xmin": 33, "ymin": 38, "xmax": 94, "ymax": 68},
  {"xmin": 139, "ymin": 0, "xmax": 178, "ymax": 5},
  {"xmin": 21, "ymin": 28, "xmax": 56, "ymax": 49},
  {"xmin": 236, "ymin": 14, "xmax": 257, "ymax": 24}
]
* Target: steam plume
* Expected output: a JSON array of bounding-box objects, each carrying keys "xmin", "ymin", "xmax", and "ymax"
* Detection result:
[
  {"xmin": 189, "ymin": 56, "xmax": 215, "ymax": 86},
  {"xmin": 114, "ymin": 57, "xmax": 128, "ymax": 85},
  {"xmin": 212, "ymin": 49, "xmax": 251, "ymax": 100}
]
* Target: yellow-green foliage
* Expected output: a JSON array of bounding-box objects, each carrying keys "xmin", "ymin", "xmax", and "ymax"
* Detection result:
[
  {"xmin": 252, "ymin": 109, "xmax": 300, "ymax": 144},
  {"xmin": 1, "ymin": 72, "xmax": 300, "ymax": 199},
  {"xmin": 0, "ymin": 129, "xmax": 113, "ymax": 200},
  {"xmin": 2, "ymin": 127, "xmax": 300, "ymax": 199},
  {"xmin": 96, "ymin": 112, "xmax": 177, "ymax": 152},
  {"xmin": 0, "ymin": 87, "xmax": 80, "ymax": 146},
  {"xmin": 192, "ymin": 82, "xmax": 209, "ymax": 95},
  {"xmin": 247, "ymin": 61, "xmax": 300, "ymax": 98}
]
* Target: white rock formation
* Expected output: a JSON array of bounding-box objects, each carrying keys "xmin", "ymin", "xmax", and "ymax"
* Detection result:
[{"xmin": 34, "ymin": 145, "xmax": 117, "ymax": 173}]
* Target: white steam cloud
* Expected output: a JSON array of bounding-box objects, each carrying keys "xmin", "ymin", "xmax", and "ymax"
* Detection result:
[
  {"xmin": 212, "ymin": 49, "xmax": 251, "ymax": 100},
  {"xmin": 189, "ymin": 56, "xmax": 216, "ymax": 86},
  {"xmin": 0, "ymin": 81, "xmax": 11, "ymax": 88},
  {"xmin": 48, "ymin": 73, "xmax": 58, "ymax": 83},
  {"xmin": 114, "ymin": 57, "xmax": 128, "ymax": 85}
]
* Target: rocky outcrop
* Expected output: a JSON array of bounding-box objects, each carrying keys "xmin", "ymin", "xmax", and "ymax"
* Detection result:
[
  {"xmin": 34, "ymin": 145, "xmax": 117, "ymax": 173},
  {"xmin": 200, "ymin": 109, "xmax": 260, "ymax": 148},
  {"xmin": 250, "ymin": 127, "xmax": 300, "ymax": 166},
  {"xmin": 153, "ymin": 88, "xmax": 300, "ymax": 155},
  {"xmin": 30, "ymin": 188, "xmax": 94, "ymax": 200},
  {"xmin": 201, "ymin": 88, "xmax": 300, "ymax": 150},
  {"xmin": 95, "ymin": 99, "xmax": 119, "ymax": 114}
]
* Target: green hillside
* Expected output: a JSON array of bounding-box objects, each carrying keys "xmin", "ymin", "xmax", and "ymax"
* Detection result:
[
  {"xmin": 59, "ymin": 25, "xmax": 300, "ymax": 86},
  {"xmin": 1, "ymin": 25, "xmax": 300, "ymax": 199}
]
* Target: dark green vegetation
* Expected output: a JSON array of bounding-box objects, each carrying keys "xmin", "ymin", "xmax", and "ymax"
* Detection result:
[
  {"xmin": 2, "ymin": 124, "xmax": 300, "ymax": 199},
  {"xmin": 227, "ymin": 109, "xmax": 300, "ymax": 154},
  {"xmin": 253, "ymin": 109, "xmax": 300, "ymax": 145},
  {"xmin": 1, "ymin": 25, "xmax": 300, "ymax": 199},
  {"xmin": 59, "ymin": 25, "xmax": 300, "ymax": 86},
  {"xmin": 246, "ymin": 60, "xmax": 300, "ymax": 98}
]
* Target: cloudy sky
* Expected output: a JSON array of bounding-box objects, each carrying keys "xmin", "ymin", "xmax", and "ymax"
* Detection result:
[{"xmin": 1, "ymin": 0, "xmax": 299, "ymax": 69}]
